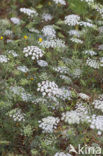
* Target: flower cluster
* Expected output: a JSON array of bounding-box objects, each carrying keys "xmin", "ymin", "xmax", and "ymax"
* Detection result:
[
  {"xmin": 53, "ymin": 0, "xmax": 66, "ymax": 5},
  {"xmin": 10, "ymin": 17, "xmax": 20, "ymax": 25},
  {"xmin": 37, "ymin": 60, "xmax": 48, "ymax": 67},
  {"xmin": 9, "ymin": 108, "xmax": 25, "ymax": 122},
  {"xmin": 60, "ymin": 75, "xmax": 72, "ymax": 83},
  {"xmin": 90, "ymin": 115, "xmax": 103, "ymax": 135},
  {"xmin": 100, "ymin": 58, "xmax": 103, "ymax": 66},
  {"xmin": 60, "ymin": 88, "xmax": 71, "ymax": 100},
  {"xmin": 7, "ymin": 39, "xmax": 13, "ymax": 43},
  {"xmin": 38, "ymin": 116, "xmax": 60, "ymax": 133},
  {"xmin": 73, "ymin": 68, "xmax": 82, "ymax": 78},
  {"xmin": 94, "ymin": 4, "xmax": 103, "ymax": 17},
  {"xmin": 80, "ymin": 0, "xmax": 94, "ymax": 3},
  {"xmin": 98, "ymin": 26, "xmax": 103, "ymax": 33},
  {"xmin": 17, "ymin": 66, "xmax": 29, "ymax": 73},
  {"xmin": 23, "ymin": 46, "xmax": 44, "ymax": 60},
  {"xmin": 79, "ymin": 21, "xmax": 95, "ymax": 28},
  {"xmin": 10, "ymin": 86, "xmax": 32, "ymax": 102},
  {"xmin": 37, "ymin": 80, "xmax": 60, "ymax": 97},
  {"xmin": 62, "ymin": 102, "xmax": 90, "ymax": 124},
  {"xmin": 98, "ymin": 44, "xmax": 103, "ymax": 50},
  {"xmin": 21, "ymin": 92, "xmax": 32, "ymax": 102},
  {"xmin": 75, "ymin": 102, "xmax": 90, "ymax": 122},
  {"xmin": 10, "ymin": 86, "xmax": 25, "ymax": 95},
  {"xmin": 29, "ymin": 28, "xmax": 40, "ymax": 33},
  {"xmin": 75, "ymin": 102, "xmax": 89, "ymax": 114},
  {"xmin": 70, "ymin": 37, "xmax": 83, "ymax": 44},
  {"xmin": 92, "ymin": 95, "xmax": 103, "ymax": 112},
  {"xmin": 64, "ymin": 14, "xmax": 80, "ymax": 26},
  {"xmin": 40, "ymin": 38, "xmax": 66, "ymax": 48},
  {"xmin": 0, "ymin": 55, "xmax": 9, "ymax": 63},
  {"xmin": 53, "ymin": 66, "xmax": 69, "ymax": 74},
  {"xmin": 8, "ymin": 50, "xmax": 18, "ymax": 57},
  {"xmin": 42, "ymin": 25, "xmax": 56, "ymax": 39},
  {"xmin": 62, "ymin": 111, "xmax": 81, "ymax": 124},
  {"xmin": 20, "ymin": 8, "xmax": 38, "ymax": 17},
  {"xmin": 86, "ymin": 58, "xmax": 100, "ymax": 69},
  {"xmin": 78, "ymin": 93, "xmax": 90, "ymax": 100},
  {"xmin": 4, "ymin": 30, "xmax": 13, "ymax": 36},
  {"xmin": 54, "ymin": 152, "xmax": 72, "ymax": 156},
  {"xmin": 83, "ymin": 50, "xmax": 97, "ymax": 56},
  {"xmin": 42, "ymin": 13, "xmax": 53, "ymax": 21},
  {"xmin": 68, "ymin": 30, "xmax": 82, "ymax": 37}
]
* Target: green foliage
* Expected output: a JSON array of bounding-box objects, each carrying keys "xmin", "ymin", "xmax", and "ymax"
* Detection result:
[{"xmin": 0, "ymin": 0, "xmax": 103, "ymax": 155}]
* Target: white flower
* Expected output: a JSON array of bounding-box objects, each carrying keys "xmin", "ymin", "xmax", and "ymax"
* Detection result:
[
  {"xmin": 62, "ymin": 102, "xmax": 90, "ymax": 124},
  {"xmin": 8, "ymin": 50, "xmax": 18, "ymax": 57},
  {"xmin": 78, "ymin": 93, "xmax": 90, "ymax": 100},
  {"xmin": 98, "ymin": 44, "xmax": 103, "ymax": 50},
  {"xmin": 10, "ymin": 86, "xmax": 32, "ymax": 102},
  {"xmin": 53, "ymin": 0, "xmax": 66, "ymax": 5},
  {"xmin": 53, "ymin": 66, "xmax": 69, "ymax": 74},
  {"xmin": 64, "ymin": 14, "xmax": 80, "ymax": 26},
  {"xmin": 54, "ymin": 152, "xmax": 72, "ymax": 156},
  {"xmin": 10, "ymin": 17, "xmax": 20, "ymax": 25},
  {"xmin": 92, "ymin": 95, "xmax": 103, "ymax": 112},
  {"xmin": 100, "ymin": 57, "xmax": 103, "ymax": 66},
  {"xmin": 21, "ymin": 92, "xmax": 32, "ymax": 102},
  {"xmin": 73, "ymin": 68, "xmax": 82, "ymax": 78},
  {"xmin": 9, "ymin": 108, "xmax": 25, "ymax": 122},
  {"xmin": 68, "ymin": 30, "xmax": 82, "ymax": 37},
  {"xmin": 98, "ymin": 94, "xmax": 103, "ymax": 101},
  {"xmin": 37, "ymin": 60, "xmax": 48, "ymax": 67},
  {"xmin": 39, "ymin": 38, "xmax": 66, "ymax": 48},
  {"xmin": 10, "ymin": 86, "xmax": 25, "ymax": 95},
  {"xmin": 80, "ymin": 0, "xmax": 94, "ymax": 3},
  {"xmin": 0, "ymin": 19, "xmax": 10, "ymax": 26},
  {"xmin": 39, "ymin": 116, "xmax": 60, "ymax": 133},
  {"xmin": 42, "ymin": 13, "xmax": 53, "ymax": 21},
  {"xmin": 90, "ymin": 115, "xmax": 103, "ymax": 135},
  {"xmin": 17, "ymin": 66, "xmax": 29, "ymax": 73},
  {"xmin": 7, "ymin": 39, "xmax": 13, "ymax": 43},
  {"xmin": 79, "ymin": 21, "xmax": 95, "ymax": 28},
  {"xmin": 33, "ymin": 97, "xmax": 46, "ymax": 103},
  {"xmin": 60, "ymin": 75, "xmax": 72, "ymax": 83},
  {"xmin": 62, "ymin": 111, "xmax": 81, "ymax": 124},
  {"xmin": 20, "ymin": 8, "xmax": 38, "ymax": 17},
  {"xmin": 4, "ymin": 30, "xmax": 13, "ymax": 36},
  {"xmin": 75, "ymin": 102, "xmax": 89, "ymax": 115},
  {"xmin": 98, "ymin": 26, "xmax": 103, "ymax": 33},
  {"xmin": 29, "ymin": 28, "xmax": 40, "ymax": 33},
  {"xmin": 42, "ymin": 25, "xmax": 56, "ymax": 39},
  {"xmin": 84, "ymin": 50, "xmax": 97, "ymax": 56},
  {"xmin": 86, "ymin": 58, "xmax": 100, "ymax": 69},
  {"xmin": 94, "ymin": 4, "xmax": 103, "ymax": 17},
  {"xmin": 37, "ymin": 80, "xmax": 60, "ymax": 97},
  {"xmin": 97, "ymin": 20, "xmax": 103, "ymax": 26},
  {"xmin": 76, "ymin": 102, "xmax": 90, "ymax": 123},
  {"xmin": 93, "ymin": 100, "xmax": 103, "ymax": 112},
  {"xmin": 0, "ymin": 55, "xmax": 9, "ymax": 63},
  {"xmin": 70, "ymin": 37, "xmax": 83, "ymax": 44},
  {"xmin": 60, "ymin": 88, "xmax": 71, "ymax": 100},
  {"xmin": 23, "ymin": 46, "xmax": 44, "ymax": 60},
  {"xmin": 98, "ymin": 131, "xmax": 102, "ymax": 135}
]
